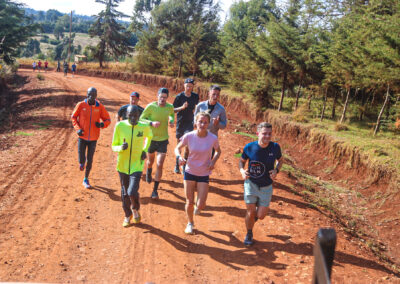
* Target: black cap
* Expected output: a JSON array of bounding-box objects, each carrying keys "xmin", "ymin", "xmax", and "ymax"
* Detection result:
[
  {"xmin": 130, "ymin": 91, "xmax": 140, "ymax": 98},
  {"xmin": 87, "ymin": 87, "xmax": 97, "ymax": 96},
  {"xmin": 184, "ymin": 78, "xmax": 194, "ymax": 84},
  {"xmin": 158, "ymin": 87, "xmax": 169, "ymax": 95}
]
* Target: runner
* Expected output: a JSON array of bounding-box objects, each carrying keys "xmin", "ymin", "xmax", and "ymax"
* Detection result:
[
  {"xmin": 140, "ymin": 87, "xmax": 174, "ymax": 199},
  {"xmin": 63, "ymin": 61, "xmax": 68, "ymax": 77},
  {"xmin": 44, "ymin": 60, "xmax": 48, "ymax": 72},
  {"xmin": 37, "ymin": 60, "xmax": 42, "ymax": 72},
  {"xmin": 32, "ymin": 61, "xmax": 36, "ymax": 72},
  {"xmin": 174, "ymin": 111, "xmax": 221, "ymax": 234},
  {"xmin": 71, "ymin": 62, "xmax": 77, "ymax": 77},
  {"xmin": 239, "ymin": 122, "xmax": 283, "ymax": 246},
  {"xmin": 173, "ymin": 78, "xmax": 199, "ymax": 174},
  {"xmin": 117, "ymin": 91, "xmax": 144, "ymax": 121},
  {"xmin": 112, "ymin": 105, "xmax": 153, "ymax": 227},
  {"xmin": 57, "ymin": 60, "xmax": 61, "ymax": 72},
  {"xmin": 194, "ymin": 85, "xmax": 227, "ymax": 157},
  {"xmin": 71, "ymin": 87, "xmax": 111, "ymax": 189}
]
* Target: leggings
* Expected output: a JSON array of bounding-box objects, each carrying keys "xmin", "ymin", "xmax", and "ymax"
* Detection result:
[
  {"xmin": 119, "ymin": 171, "xmax": 142, "ymax": 217},
  {"xmin": 78, "ymin": 138, "xmax": 97, "ymax": 178}
]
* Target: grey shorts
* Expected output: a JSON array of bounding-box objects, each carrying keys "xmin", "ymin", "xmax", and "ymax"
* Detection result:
[
  {"xmin": 148, "ymin": 139, "xmax": 169, "ymax": 154},
  {"xmin": 244, "ymin": 179, "xmax": 273, "ymax": 207}
]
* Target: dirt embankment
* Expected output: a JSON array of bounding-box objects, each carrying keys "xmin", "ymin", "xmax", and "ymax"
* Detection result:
[{"xmin": 72, "ymin": 68, "xmax": 400, "ymax": 268}]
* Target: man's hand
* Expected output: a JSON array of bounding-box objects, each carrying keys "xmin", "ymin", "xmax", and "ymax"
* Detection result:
[
  {"xmin": 169, "ymin": 120, "xmax": 174, "ymax": 128},
  {"xmin": 141, "ymin": 151, "xmax": 147, "ymax": 160},
  {"xmin": 77, "ymin": 129, "xmax": 84, "ymax": 136},
  {"xmin": 269, "ymin": 169, "xmax": 278, "ymax": 180},
  {"xmin": 212, "ymin": 115, "xmax": 220, "ymax": 126},
  {"xmin": 95, "ymin": 122, "xmax": 104, "ymax": 128},
  {"xmin": 151, "ymin": 121, "xmax": 161, "ymax": 128},
  {"xmin": 122, "ymin": 138, "xmax": 128, "ymax": 150},
  {"xmin": 181, "ymin": 101, "xmax": 188, "ymax": 110},
  {"xmin": 240, "ymin": 168, "xmax": 250, "ymax": 180}
]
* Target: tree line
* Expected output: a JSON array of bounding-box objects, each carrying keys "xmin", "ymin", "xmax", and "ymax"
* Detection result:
[{"xmin": 1, "ymin": 0, "xmax": 399, "ymax": 133}]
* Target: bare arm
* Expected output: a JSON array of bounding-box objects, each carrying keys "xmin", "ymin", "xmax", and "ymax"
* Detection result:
[
  {"xmin": 269, "ymin": 157, "xmax": 283, "ymax": 180},
  {"xmin": 239, "ymin": 158, "xmax": 250, "ymax": 179}
]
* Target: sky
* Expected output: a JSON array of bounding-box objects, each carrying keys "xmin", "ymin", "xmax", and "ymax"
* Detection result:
[{"xmin": 17, "ymin": 0, "xmax": 234, "ymax": 19}]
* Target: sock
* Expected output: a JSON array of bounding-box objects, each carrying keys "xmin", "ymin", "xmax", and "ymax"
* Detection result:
[
  {"xmin": 247, "ymin": 229, "xmax": 253, "ymax": 235},
  {"xmin": 153, "ymin": 181, "xmax": 160, "ymax": 192}
]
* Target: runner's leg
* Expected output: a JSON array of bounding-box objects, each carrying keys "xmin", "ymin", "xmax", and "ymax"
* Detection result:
[
  {"xmin": 85, "ymin": 140, "xmax": 97, "ymax": 179},
  {"xmin": 78, "ymin": 138, "xmax": 87, "ymax": 168},
  {"xmin": 118, "ymin": 172, "xmax": 132, "ymax": 218},
  {"xmin": 128, "ymin": 172, "xmax": 142, "ymax": 211},
  {"xmin": 184, "ymin": 180, "xmax": 196, "ymax": 224},
  {"xmin": 196, "ymin": 182, "xmax": 209, "ymax": 211}
]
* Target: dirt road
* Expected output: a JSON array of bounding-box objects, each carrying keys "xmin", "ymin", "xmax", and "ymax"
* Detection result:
[{"xmin": 0, "ymin": 70, "xmax": 397, "ymax": 283}]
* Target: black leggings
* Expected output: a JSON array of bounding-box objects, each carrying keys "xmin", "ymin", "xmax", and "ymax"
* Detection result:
[
  {"xmin": 119, "ymin": 171, "xmax": 142, "ymax": 217},
  {"xmin": 78, "ymin": 138, "xmax": 97, "ymax": 178}
]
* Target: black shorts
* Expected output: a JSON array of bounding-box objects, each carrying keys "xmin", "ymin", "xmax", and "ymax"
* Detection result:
[
  {"xmin": 184, "ymin": 171, "xmax": 209, "ymax": 183},
  {"xmin": 148, "ymin": 139, "xmax": 169, "ymax": 154}
]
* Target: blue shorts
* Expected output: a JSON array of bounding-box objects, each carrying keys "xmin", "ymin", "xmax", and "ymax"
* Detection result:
[
  {"xmin": 184, "ymin": 171, "xmax": 209, "ymax": 183},
  {"xmin": 148, "ymin": 139, "xmax": 168, "ymax": 154},
  {"xmin": 244, "ymin": 179, "xmax": 273, "ymax": 207}
]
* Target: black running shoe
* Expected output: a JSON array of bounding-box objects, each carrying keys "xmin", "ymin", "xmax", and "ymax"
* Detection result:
[
  {"xmin": 151, "ymin": 190, "xmax": 159, "ymax": 199},
  {"xmin": 244, "ymin": 232, "xmax": 254, "ymax": 246}
]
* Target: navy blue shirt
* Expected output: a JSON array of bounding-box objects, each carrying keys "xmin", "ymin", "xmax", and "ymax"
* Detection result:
[
  {"xmin": 173, "ymin": 92, "xmax": 199, "ymax": 131},
  {"xmin": 118, "ymin": 104, "xmax": 144, "ymax": 120},
  {"xmin": 241, "ymin": 141, "xmax": 282, "ymax": 187}
]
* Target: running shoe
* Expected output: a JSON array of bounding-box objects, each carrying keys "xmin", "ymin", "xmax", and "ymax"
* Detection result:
[
  {"xmin": 122, "ymin": 216, "xmax": 132, "ymax": 227},
  {"xmin": 151, "ymin": 190, "xmax": 159, "ymax": 199},
  {"xmin": 132, "ymin": 210, "xmax": 141, "ymax": 224},
  {"xmin": 184, "ymin": 223, "xmax": 194, "ymax": 235},
  {"xmin": 79, "ymin": 163, "xmax": 85, "ymax": 171},
  {"xmin": 194, "ymin": 205, "xmax": 201, "ymax": 215},
  {"xmin": 82, "ymin": 178, "xmax": 92, "ymax": 189},
  {"xmin": 244, "ymin": 231, "xmax": 254, "ymax": 246},
  {"xmin": 174, "ymin": 164, "xmax": 180, "ymax": 174}
]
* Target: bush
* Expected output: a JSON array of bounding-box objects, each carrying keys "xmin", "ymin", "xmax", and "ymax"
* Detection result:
[
  {"xmin": 292, "ymin": 103, "xmax": 310, "ymax": 123},
  {"xmin": 36, "ymin": 74, "xmax": 44, "ymax": 81},
  {"xmin": 334, "ymin": 122, "xmax": 349, "ymax": 131},
  {"xmin": 49, "ymin": 39, "xmax": 60, "ymax": 45}
]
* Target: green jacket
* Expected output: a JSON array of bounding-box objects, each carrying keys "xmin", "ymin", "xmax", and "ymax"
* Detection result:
[
  {"xmin": 112, "ymin": 120, "xmax": 153, "ymax": 174},
  {"xmin": 140, "ymin": 102, "xmax": 174, "ymax": 141}
]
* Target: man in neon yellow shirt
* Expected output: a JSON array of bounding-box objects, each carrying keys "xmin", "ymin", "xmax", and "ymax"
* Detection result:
[
  {"xmin": 140, "ymin": 87, "xmax": 175, "ymax": 199},
  {"xmin": 112, "ymin": 105, "xmax": 153, "ymax": 227}
]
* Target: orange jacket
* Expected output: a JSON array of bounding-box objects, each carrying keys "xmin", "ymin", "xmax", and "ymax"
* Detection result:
[{"xmin": 71, "ymin": 99, "xmax": 111, "ymax": 141}]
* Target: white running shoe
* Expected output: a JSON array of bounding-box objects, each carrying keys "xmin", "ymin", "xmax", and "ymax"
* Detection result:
[
  {"xmin": 184, "ymin": 223, "xmax": 194, "ymax": 234},
  {"xmin": 194, "ymin": 205, "xmax": 201, "ymax": 215}
]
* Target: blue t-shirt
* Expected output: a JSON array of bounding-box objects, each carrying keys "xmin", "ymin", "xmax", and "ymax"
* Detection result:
[{"xmin": 241, "ymin": 141, "xmax": 282, "ymax": 187}]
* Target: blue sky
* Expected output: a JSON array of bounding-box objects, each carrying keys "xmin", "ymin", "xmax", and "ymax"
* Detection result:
[{"xmin": 17, "ymin": 0, "xmax": 234, "ymax": 19}]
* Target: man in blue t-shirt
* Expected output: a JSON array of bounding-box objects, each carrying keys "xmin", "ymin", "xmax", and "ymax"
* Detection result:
[
  {"xmin": 239, "ymin": 122, "xmax": 283, "ymax": 246},
  {"xmin": 173, "ymin": 78, "xmax": 199, "ymax": 173}
]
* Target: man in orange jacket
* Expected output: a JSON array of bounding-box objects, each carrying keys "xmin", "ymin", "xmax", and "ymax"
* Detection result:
[{"xmin": 71, "ymin": 87, "xmax": 111, "ymax": 188}]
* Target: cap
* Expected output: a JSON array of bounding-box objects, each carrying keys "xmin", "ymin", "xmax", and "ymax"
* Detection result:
[
  {"xmin": 184, "ymin": 78, "xmax": 194, "ymax": 84},
  {"xmin": 158, "ymin": 87, "xmax": 169, "ymax": 95},
  {"xmin": 130, "ymin": 91, "xmax": 140, "ymax": 98}
]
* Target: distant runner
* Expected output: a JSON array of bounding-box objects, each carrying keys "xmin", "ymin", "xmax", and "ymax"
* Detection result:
[
  {"xmin": 63, "ymin": 61, "xmax": 68, "ymax": 77},
  {"xmin": 37, "ymin": 60, "xmax": 42, "ymax": 72},
  {"xmin": 112, "ymin": 105, "xmax": 153, "ymax": 227},
  {"xmin": 57, "ymin": 60, "xmax": 61, "ymax": 72},
  {"xmin": 140, "ymin": 87, "xmax": 174, "ymax": 199},
  {"xmin": 32, "ymin": 61, "xmax": 36, "ymax": 72},
  {"xmin": 239, "ymin": 122, "xmax": 282, "ymax": 246},
  {"xmin": 44, "ymin": 60, "xmax": 48, "ymax": 72},
  {"xmin": 173, "ymin": 78, "xmax": 199, "ymax": 174},
  {"xmin": 71, "ymin": 87, "xmax": 111, "ymax": 189},
  {"xmin": 175, "ymin": 111, "xmax": 221, "ymax": 234},
  {"xmin": 71, "ymin": 62, "xmax": 77, "ymax": 77},
  {"xmin": 194, "ymin": 85, "xmax": 227, "ymax": 157},
  {"xmin": 117, "ymin": 91, "xmax": 144, "ymax": 121}
]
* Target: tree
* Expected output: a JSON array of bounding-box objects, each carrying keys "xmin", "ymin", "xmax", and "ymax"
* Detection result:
[
  {"xmin": 89, "ymin": 0, "xmax": 133, "ymax": 67},
  {"xmin": 0, "ymin": 0, "xmax": 39, "ymax": 64}
]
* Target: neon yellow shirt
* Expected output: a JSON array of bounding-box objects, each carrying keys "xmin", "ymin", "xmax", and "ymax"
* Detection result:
[
  {"xmin": 140, "ymin": 102, "xmax": 174, "ymax": 141},
  {"xmin": 112, "ymin": 120, "xmax": 153, "ymax": 174}
]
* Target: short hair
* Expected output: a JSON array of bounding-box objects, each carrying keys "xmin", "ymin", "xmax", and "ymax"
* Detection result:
[
  {"xmin": 257, "ymin": 122, "xmax": 272, "ymax": 132},
  {"xmin": 195, "ymin": 111, "xmax": 211, "ymax": 123},
  {"xmin": 209, "ymin": 84, "xmax": 221, "ymax": 91},
  {"xmin": 158, "ymin": 87, "xmax": 169, "ymax": 96}
]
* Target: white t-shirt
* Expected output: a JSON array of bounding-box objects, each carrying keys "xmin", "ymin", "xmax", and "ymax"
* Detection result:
[{"xmin": 181, "ymin": 131, "xmax": 219, "ymax": 176}]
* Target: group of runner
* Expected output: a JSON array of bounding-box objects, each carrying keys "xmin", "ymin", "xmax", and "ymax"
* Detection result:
[
  {"xmin": 33, "ymin": 60, "xmax": 77, "ymax": 76},
  {"xmin": 71, "ymin": 79, "xmax": 282, "ymax": 246}
]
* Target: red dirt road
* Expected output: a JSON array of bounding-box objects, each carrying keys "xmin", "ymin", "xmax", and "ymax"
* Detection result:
[{"xmin": 0, "ymin": 70, "xmax": 398, "ymax": 283}]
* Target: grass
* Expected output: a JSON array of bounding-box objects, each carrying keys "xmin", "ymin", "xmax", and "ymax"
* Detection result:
[
  {"xmin": 233, "ymin": 131, "xmax": 257, "ymax": 140},
  {"xmin": 15, "ymin": 131, "xmax": 34, "ymax": 136}
]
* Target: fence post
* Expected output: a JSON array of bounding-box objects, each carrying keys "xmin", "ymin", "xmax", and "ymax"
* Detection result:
[{"xmin": 312, "ymin": 228, "xmax": 336, "ymax": 284}]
